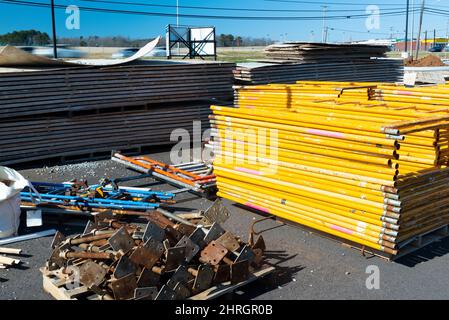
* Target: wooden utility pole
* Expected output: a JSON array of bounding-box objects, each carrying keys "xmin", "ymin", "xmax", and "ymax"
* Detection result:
[{"xmin": 415, "ymin": 0, "xmax": 425, "ymax": 60}]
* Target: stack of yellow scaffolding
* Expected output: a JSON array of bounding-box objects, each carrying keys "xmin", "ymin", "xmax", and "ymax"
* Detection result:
[{"xmin": 211, "ymin": 81, "xmax": 449, "ymax": 257}]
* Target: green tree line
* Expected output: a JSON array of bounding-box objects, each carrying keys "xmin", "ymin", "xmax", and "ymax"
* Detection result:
[{"xmin": 0, "ymin": 30, "xmax": 50, "ymax": 46}]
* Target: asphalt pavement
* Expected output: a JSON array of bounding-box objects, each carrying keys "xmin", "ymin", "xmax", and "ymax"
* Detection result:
[{"xmin": 1, "ymin": 149, "xmax": 449, "ymax": 300}]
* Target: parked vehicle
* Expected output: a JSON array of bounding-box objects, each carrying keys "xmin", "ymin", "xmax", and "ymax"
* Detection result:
[{"xmin": 428, "ymin": 44, "xmax": 444, "ymax": 52}]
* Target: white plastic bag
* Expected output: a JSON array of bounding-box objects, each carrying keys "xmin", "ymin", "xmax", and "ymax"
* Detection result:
[{"xmin": 0, "ymin": 166, "xmax": 29, "ymax": 238}]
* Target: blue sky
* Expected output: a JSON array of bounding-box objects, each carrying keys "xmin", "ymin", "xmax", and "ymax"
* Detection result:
[{"xmin": 1, "ymin": 0, "xmax": 449, "ymax": 42}]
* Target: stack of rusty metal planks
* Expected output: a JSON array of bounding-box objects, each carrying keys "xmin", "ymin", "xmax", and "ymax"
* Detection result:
[
  {"xmin": 0, "ymin": 61, "xmax": 235, "ymax": 118},
  {"xmin": 0, "ymin": 103, "xmax": 211, "ymax": 166},
  {"xmin": 0, "ymin": 60, "xmax": 235, "ymax": 166},
  {"xmin": 264, "ymin": 42, "xmax": 389, "ymax": 62},
  {"xmin": 233, "ymin": 60, "xmax": 404, "ymax": 85},
  {"xmin": 210, "ymin": 81, "xmax": 449, "ymax": 259}
]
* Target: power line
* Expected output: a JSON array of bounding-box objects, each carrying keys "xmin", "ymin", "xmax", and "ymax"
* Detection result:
[
  {"xmin": 264, "ymin": 0, "xmax": 410, "ymax": 7},
  {"xmin": 73, "ymin": 0, "xmax": 414, "ymax": 13},
  {"xmin": 0, "ymin": 0, "xmax": 414, "ymax": 21}
]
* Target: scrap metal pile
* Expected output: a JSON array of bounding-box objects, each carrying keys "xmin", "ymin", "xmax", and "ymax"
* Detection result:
[
  {"xmin": 41, "ymin": 203, "xmax": 269, "ymax": 300},
  {"xmin": 210, "ymin": 81, "xmax": 449, "ymax": 258},
  {"xmin": 0, "ymin": 61, "xmax": 235, "ymax": 166}
]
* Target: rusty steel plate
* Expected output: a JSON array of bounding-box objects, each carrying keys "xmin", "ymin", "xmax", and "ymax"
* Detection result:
[
  {"xmin": 165, "ymin": 246, "xmax": 187, "ymax": 272},
  {"xmin": 213, "ymin": 264, "xmax": 231, "ymax": 285},
  {"xmin": 200, "ymin": 241, "xmax": 228, "ymax": 266},
  {"xmin": 166, "ymin": 266, "xmax": 194, "ymax": 290},
  {"xmin": 137, "ymin": 268, "xmax": 161, "ymax": 288},
  {"xmin": 230, "ymin": 260, "xmax": 250, "ymax": 285},
  {"xmin": 111, "ymin": 273, "xmax": 137, "ymax": 300},
  {"xmin": 177, "ymin": 224, "xmax": 197, "ymax": 237},
  {"xmin": 143, "ymin": 221, "xmax": 165, "ymax": 243},
  {"xmin": 216, "ymin": 232, "xmax": 240, "ymax": 252},
  {"xmin": 192, "ymin": 264, "xmax": 215, "ymax": 294},
  {"xmin": 189, "ymin": 227, "xmax": 207, "ymax": 249},
  {"xmin": 175, "ymin": 236, "xmax": 200, "ymax": 263},
  {"xmin": 113, "ymin": 255, "xmax": 137, "ymax": 279},
  {"xmin": 50, "ymin": 231, "xmax": 66, "ymax": 249},
  {"xmin": 79, "ymin": 260, "xmax": 107, "ymax": 288},
  {"xmin": 173, "ymin": 282, "xmax": 191, "ymax": 300},
  {"xmin": 155, "ymin": 285, "xmax": 176, "ymax": 301},
  {"xmin": 203, "ymin": 223, "xmax": 226, "ymax": 243},
  {"xmin": 235, "ymin": 245, "xmax": 256, "ymax": 263},
  {"xmin": 165, "ymin": 226, "xmax": 183, "ymax": 243},
  {"xmin": 253, "ymin": 235, "xmax": 266, "ymax": 252},
  {"xmin": 129, "ymin": 237, "xmax": 164, "ymax": 270},
  {"xmin": 134, "ymin": 287, "xmax": 158, "ymax": 300},
  {"xmin": 200, "ymin": 199, "xmax": 231, "ymax": 225},
  {"xmin": 82, "ymin": 221, "xmax": 97, "ymax": 236},
  {"xmin": 108, "ymin": 227, "xmax": 134, "ymax": 253}
]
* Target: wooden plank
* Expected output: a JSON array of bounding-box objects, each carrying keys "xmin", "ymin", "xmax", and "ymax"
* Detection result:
[
  {"xmin": 189, "ymin": 267, "xmax": 275, "ymax": 300},
  {"xmin": 0, "ymin": 248, "xmax": 22, "ymax": 255}
]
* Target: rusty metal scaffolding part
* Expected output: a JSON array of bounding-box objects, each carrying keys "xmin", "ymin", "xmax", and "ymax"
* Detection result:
[
  {"xmin": 112, "ymin": 152, "xmax": 216, "ymax": 194},
  {"xmin": 211, "ymin": 81, "xmax": 449, "ymax": 260},
  {"xmin": 41, "ymin": 206, "xmax": 274, "ymax": 300}
]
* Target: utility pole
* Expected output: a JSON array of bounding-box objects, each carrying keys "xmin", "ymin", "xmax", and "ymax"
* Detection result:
[
  {"xmin": 415, "ymin": 0, "xmax": 425, "ymax": 60},
  {"xmin": 321, "ymin": 6, "xmax": 328, "ymax": 43},
  {"xmin": 405, "ymin": 0, "xmax": 410, "ymax": 54},
  {"xmin": 424, "ymin": 30, "xmax": 427, "ymax": 51},
  {"xmin": 434, "ymin": 29, "xmax": 436, "ymax": 47},
  {"xmin": 50, "ymin": 0, "xmax": 57, "ymax": 59},
  {"xmin": 411, "ymin": 0, "xmax": 415, "ymax": 52},
  {"xmin": 176, "ymin": 0, "xmax": 179, "ymax": 26}
]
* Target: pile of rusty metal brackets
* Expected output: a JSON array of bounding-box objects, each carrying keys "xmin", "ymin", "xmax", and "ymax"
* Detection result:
[{"xmin": 40, "ymin": 201, "xmax": 272, "ymax": 300}]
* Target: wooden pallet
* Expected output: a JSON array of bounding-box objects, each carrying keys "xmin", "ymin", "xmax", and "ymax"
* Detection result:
[{"xmin": 41, "ymin": 266, "xmax": 275, "ymax": 301}]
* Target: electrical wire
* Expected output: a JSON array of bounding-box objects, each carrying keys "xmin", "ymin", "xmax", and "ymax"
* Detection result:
[
  {"xmin": 0, "ymin": 0, "xmax": 416, "ymax": 21},
  {"xmin": 73, "ymin": 0, "xmax": 415, "ymax": 13}
]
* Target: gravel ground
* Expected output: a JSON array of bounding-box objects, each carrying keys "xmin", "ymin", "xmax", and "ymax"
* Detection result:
[{"xmin": 2, "ymin": 149, "xmax": 449, "ymax": 300}]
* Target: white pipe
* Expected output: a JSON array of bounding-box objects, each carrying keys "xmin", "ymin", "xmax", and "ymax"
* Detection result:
[{"xmin": 0, "ymin": 229, "xmax": 57, "ymax": 246}]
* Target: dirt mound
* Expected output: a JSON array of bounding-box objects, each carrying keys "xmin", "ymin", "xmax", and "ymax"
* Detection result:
[{"xmin": 405, "ymin": 55, "xmax": 446, "ymax": 67}]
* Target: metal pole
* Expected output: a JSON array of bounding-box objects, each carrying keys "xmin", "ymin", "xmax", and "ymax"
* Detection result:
[
  {"xmin": 411, "ymin": 0, "xmax": 415, "ymax": 52},
  {"xmin": 424, "ymin": 30, "xmax": 427, "ymax": 50},
  {"xmin": 321, "ymin": 6, "xmax": 328, "ymax": 43},
  {"xmin": 176, "ymin": 0, "xmax": 179, "ymax": 27},
  {"xmin": 415, "ymin": 0, "xmax": 425, "ymax": 60},
  {"xmin": 405, "ymin": 0, "xmax": 410, "ymax": 54},
  {"xmin": 434, "ymin": 29, "xmax": 436, "ymax": 47},
  {"xmin": 50, "ymin": 0, "xmax": 57, "ymax": 59}
]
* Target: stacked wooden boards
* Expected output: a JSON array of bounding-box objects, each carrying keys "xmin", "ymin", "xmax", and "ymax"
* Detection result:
[
  {"xmin": 210, "ymin": 81, "xmax": 449, "ymax": 258},
  {"xmin": 0, "ymin": 60, "xmax": 235, "ymax": 166},
  {"xmin": 264, "ymin": 42, "xmax": 389, "ymax": 62},
  {"xmin": 233, "ymin": 60, "xmax": 404, "ymax": 85}
]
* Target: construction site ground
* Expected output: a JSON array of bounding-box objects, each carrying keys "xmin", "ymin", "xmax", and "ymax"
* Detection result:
[{"xmin": 2, "ymin": 147, "xmax": 449, "ymax": 300}]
